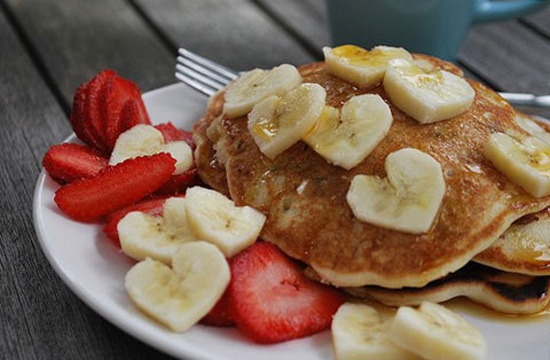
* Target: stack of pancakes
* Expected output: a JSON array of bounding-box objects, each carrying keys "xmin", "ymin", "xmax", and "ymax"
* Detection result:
[{"xmin": 192, "ymin": 54, "xmax": 550, "ymax": 314}]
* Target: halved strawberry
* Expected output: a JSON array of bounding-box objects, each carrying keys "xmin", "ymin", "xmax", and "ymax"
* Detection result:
[
  {"xmin": 102, "ymin": 195, "xmax": 179, "ymax": 246},
  {"xmin": 154, "ymin": 167, "xmax": 199, "ymax": 196},
  {"xmin": 69, "ymin": 70, "xmax": 116, "ymax": 153},
  {"xmin": 119, "ymin": 98, "xmax": 151, "ymax": 135},
  {"xmin": 200, "ymin": 288, "xmax": 235, "ymax": 327},
  {"xmin": 228, "ymin": 241, "xmax": 346, "ymax": 344},
  {"xmin": 85, "ymin": 69, "xmax": 117, "ymax": 153},
  {"xmin": 54, "ymin": 153, "xmax": 175, "ymax": 222},
  {"xmin": 102, "ymin": 76, "xmax": 148, "ymax": 151},
  {"xmin": 155, "ymin": 122, "xmax": 195, "ymax": 149},
  {"xmin": 42, "ymin": 143, "xmax": 109, "ymax": 184}
]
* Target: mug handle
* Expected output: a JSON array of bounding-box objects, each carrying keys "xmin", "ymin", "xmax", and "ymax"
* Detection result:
[{"xmin": 474, "ymin": 0, "xmax": 550, "ymax": 22}]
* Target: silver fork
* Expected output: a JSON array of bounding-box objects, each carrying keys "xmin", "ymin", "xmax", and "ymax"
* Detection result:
[
  {"xmin": 175, "ymin": 47, "xmax": 550, "ymax": 108},
  {"xmin": 175, "ymin": 48, "xmax": 237, "ymax": 97}
]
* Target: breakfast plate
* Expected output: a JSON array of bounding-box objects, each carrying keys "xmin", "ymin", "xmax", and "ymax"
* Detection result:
[{"xmin": 33, "ymin": 83, "xmax": 550, "ymax": 360}]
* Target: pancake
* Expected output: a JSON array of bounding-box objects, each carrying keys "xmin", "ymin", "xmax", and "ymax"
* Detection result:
[
  {"xmin": 474, "ymin": 208, "xmax": 550, "ymax": 276},
  {"xmin": 343, "ymin": 262, "xmax": 550, "ymax": 315},
  {"xmin": 193, "ymin": 54, "xmax": 550, "ymax": 289}
]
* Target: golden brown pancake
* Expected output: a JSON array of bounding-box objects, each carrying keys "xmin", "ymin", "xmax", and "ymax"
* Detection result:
[
  {"xmin": 474, "ymin": 208, "xmax": 550, "ymax": 276},
  {"xmin": 344, "ymin": 262, "xmax": 550, "ymax": 314},
  {"xmin": 193, "ymin": 55, "xmax": 550, "ymax": 289}
]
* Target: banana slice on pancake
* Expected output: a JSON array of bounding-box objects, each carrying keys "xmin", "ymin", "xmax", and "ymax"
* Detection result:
[
  {"xmin": 223, "ymin": 64, "xmax": 302, "ymax": 118},
  {"xmin": 248, "ymin": 83, "xmax": 326, "ymax": 159},
  {"xmin": 303, "ymin": 94, "xmax": 393, "ymax": 170},
  {"xmin": 324, "ymin": 45, "xmax": 413, "ymax": 88},
  {"xmin": 383, "ymin": 58, "xmax": 475, "ymax": 124},
  {"xmin": 346, "ymin": 148, "xmax": 445, "ymax": 234},
  {"xmin": 484, "ymin": 132, "xmax": 550, "ymax": 198}
]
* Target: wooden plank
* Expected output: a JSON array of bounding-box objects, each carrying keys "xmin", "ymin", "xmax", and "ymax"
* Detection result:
[
  {"xmin": 523, "ymin": 6, "xmax": 550, "ymax": 36},
  {"xmin": 0, "ymin": 5, "xmax": 173, "ymax": 360},
  {"xmin": 459, "ymin": 19, "xmax": 550, "ymax": 117},
  {"xmin": 253, "ymin": 0, "xmax": 329, "ymax": 58},
  {"xmin": 132, "ymin": 0, "xmax": 315, "ymax": 71},
  {"xmin": 3, "ymin": 0, "xmax": 176, "ymax": 104}
]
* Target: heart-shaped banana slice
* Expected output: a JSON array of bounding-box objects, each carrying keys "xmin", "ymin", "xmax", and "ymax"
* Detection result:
[
  {"xmin": 346, "ymin": 148, "xmax": 445, "ymax": 234},
  {"xmin": 324, "ymin": 45, "xmax": 413, "ymax": 88},
  {"xmin": 223, "ymin": 64, "xmax": 302, "ymax": 118},
  {"xmin": 484, "ymin": 132, "xmax": 550, "ymax": 198},
  {"xmin": 185, "ymin": 186, "xmax": 266, "ymax": 257},
  {"xmin": 119, "ymin": 197, "xmax": 197, "ymax": 265},
  {"xmin": 248, "ymin": 83, "xmax": 326, "ymax": 159},
  {"xmin": 110, "ymin": 124, "xmax": 192, "ymax": 175},
  {"xmin": 383, "ymin": 59, "xmax": 475, "ymax": 124},
  {"xmin": 303, "ymin": 94, "xmax": 393, "ymax": 170},
  {"xmin": 125, "ymin": 241, "xmax": 230, "ymax": 332}
]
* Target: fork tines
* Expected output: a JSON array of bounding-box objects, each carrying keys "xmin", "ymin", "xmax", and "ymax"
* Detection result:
[{"xmin": 176, "ymin": 48, "xmax": 238, "ymax": 96}]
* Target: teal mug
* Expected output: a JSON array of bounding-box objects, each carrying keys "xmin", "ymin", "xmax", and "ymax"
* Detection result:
[{"xmin": 325, "ymin": 0, "xmax": 550, "ymax": 61}]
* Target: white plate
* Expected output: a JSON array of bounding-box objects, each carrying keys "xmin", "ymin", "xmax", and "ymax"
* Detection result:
[{"xmin": 33, "ymin": 83, "xmax": 550, "ymax": 360}]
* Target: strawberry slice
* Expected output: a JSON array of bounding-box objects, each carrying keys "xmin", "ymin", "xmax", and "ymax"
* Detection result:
[
  {"xmin": 200, "ymin": 288, "xmax": 235, "ymax": 327},
  {"xmin": 155, "ymin": 122, "xmax": 195, "ymax": 149},
  {"xmin": 101, "ymin": 76, "xmax": 148, "ymax": 151},
  {"xmin": 154, "ymin": 167, "xmax": 199, "ymax": 196},
  {"xmin": 119, "ymin": 98, "xmax": 151, "ymax": 135},
  {"xmin": 228, "ymin": 242, "xmax": 346, "ymax": 344},
  {"xmin": 43, "ymin": 143, "xmax": 109, "ymax": 184},
  {"xmin": 85, "ymin": 69, "xmax": 117, "ymax": 153},
  {"xmin": 54, "ymin": 153, "xmax": 175, "ymax": 222},
  {"xmin": 102, "ymin": 195, "xmax": 180, "ymax": 246},
  {"xmin": 69, "ymin": 70, "xmax": 116, "ymax": 153}
]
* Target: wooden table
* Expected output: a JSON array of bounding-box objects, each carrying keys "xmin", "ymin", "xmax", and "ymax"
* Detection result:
[{"xmin": 2, "ymin": 1, "xmax": 550, "ymax": 359}]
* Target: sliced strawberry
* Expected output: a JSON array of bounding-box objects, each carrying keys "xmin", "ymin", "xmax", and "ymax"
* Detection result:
[
  {"xmin": 155, "ymin": 122, "xmax": 195, "ymax": 149},
  {"xmin": 42, "ymin": 143, "xmax": 108, "ymax": 184},
  {"xmin": 102, "ymin": 195, "xmax": 179, "ymax": 246},
  {"xmin": 119, "ymin": 98, "xmax": 151, "ymax": 135},
  {"xmin": 154, "ymin": 167, "xmax": 199, "ymax": 196},
  {"xmin": 69, "ymin": 84, "xmax": 90, "ymax": 146},
  {"xmin": 54, "ymin": 153, "xmax": 175, "ymax": 222},
  {"xmin": 101, "ymin": 76, "xmax": 147, "ymax": 151},
  {"xmin": 85, "ymin": 69, "xmax": 117, "ymax": 153},
  {"xmin": 200, "ymin": 288, "xmax": 235, "ymax": 327},
  {"xmin": 228, "ymin": 242, "xmax": 346, "ymax": 344}
]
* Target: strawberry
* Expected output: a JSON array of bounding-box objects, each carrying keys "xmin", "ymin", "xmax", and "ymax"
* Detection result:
[
  {"xmin": 102, "ymin": 195, "xmax": 180, "ymax": 246},
  {"xmin": 102, "ymin": 76, "xmax": 149, "ymax": 151},
  {"xmin": 70, "ymin": 69, "xmax": 116, "ymax": 153},
  {"xmin": 200, "ymin": 288, "xmax": 235, "ymax": 327},
  {"xmin": 54, "ymin": 153, "xmax": 175, "ymax": 222},
  {"xmin": 154, "ymin": 122, "xmax": 195, "ymax": 149},
  {"xmin": 84, "ymin": 69, "xmax": 117, "ymax": 153},
  {"xmin": 42, "ymin": 143, "xmax": 109, "ymax": 184},
  {"xmin": 228, "ymin": 241, "xmax": 346, "ymax": 344},
  {"xmin": 119, "ymin": 98, "xmax": 151, "ymax": 135},
  {"xmin": 154, "ymin": 167, "xmax": 199, "ymax": 196}
]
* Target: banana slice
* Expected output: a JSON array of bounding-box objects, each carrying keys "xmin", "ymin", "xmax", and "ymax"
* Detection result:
[
  {"xmin": 389, "ymin": 301, "xmax": 487, "ymax": 360},
  {"xmin": 248, "ymin": 83, "xmax": 326, "ymax": 159},
  {"xmin": 514, "ymin": 114, "xmax": 550, "ymax": 144},
  {"xmin": 185, "ymin": 186, "xmax": 266, "ymax": 257},
  {"xmin": 484, "ymin": 132, "xmax": 550, "ymax": 198},
  {"xmin": 383, "ymin": 58, "xmax": 475, "ymax": 124},
  {"xmin": 223, "ymin": 64, "xmax": 302, "ymax": 118},
  {"xmin": 125, "ymin": 241, "xmax": 230, "ymax": 332},
  {"xmin": 110, "ymin": 124, "xmax": 193, "ymax": 175},
  {"xmin": 332, "ymin": 302, "xmax": 420, "ymax": 360},
  {"xmin": 346, "ymin": 148, "xmax": 445, "ymax": 234},
  {"xmin": 119, "ymin": 197, "xmax": 198, "ymax": 264},
  {"xmin": 324, "ymin": 45, "xmax": 413, "ymax": 88},
  {"xmin": 303, "ymin": 94, "xmax": 393, "ymax": 170}
]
